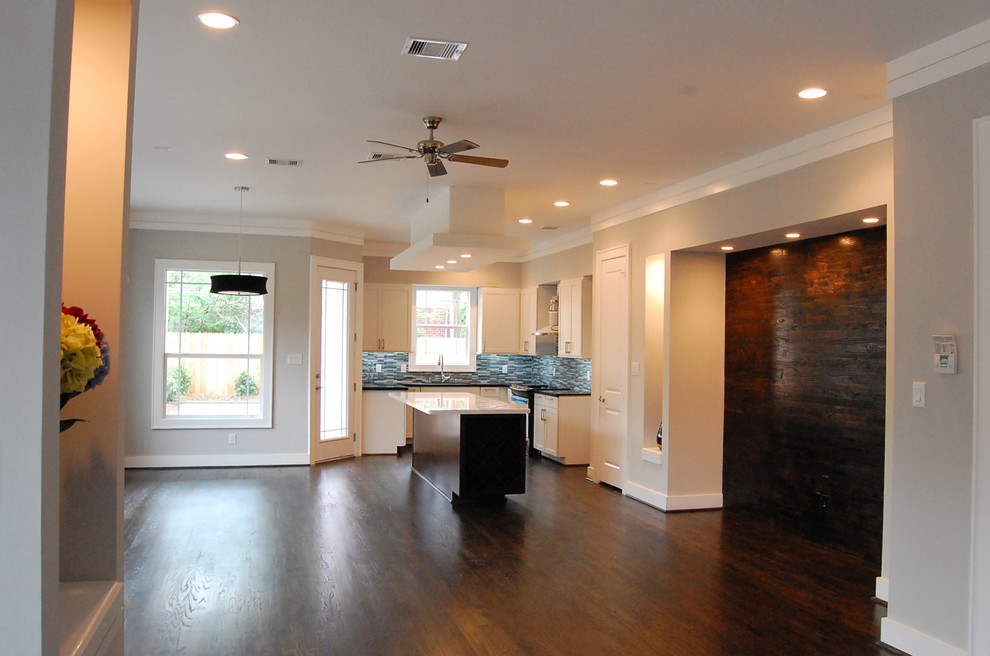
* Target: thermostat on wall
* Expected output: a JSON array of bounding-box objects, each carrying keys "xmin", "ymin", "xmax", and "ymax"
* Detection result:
[{"xmin": 933, "ymin": 334, "xmax": 957, "ymax": 374}]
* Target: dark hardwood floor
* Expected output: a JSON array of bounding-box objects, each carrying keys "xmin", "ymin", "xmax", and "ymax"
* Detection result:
[{"xmin": 124, "ymin": 452, "xmax": 893, "ymax": 655}]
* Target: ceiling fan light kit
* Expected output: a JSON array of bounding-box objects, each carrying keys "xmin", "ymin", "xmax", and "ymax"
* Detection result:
[{"xmin": 360, "ymin": 116, "xmax": 508, "ymax": 177}]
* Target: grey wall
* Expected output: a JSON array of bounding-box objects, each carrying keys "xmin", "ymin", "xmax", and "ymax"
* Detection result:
[
  {"xmin": 123, "ymin": 228, "xmax": 362, "ymax": 465},
  {"xmin": 883, "ymin": 63, "xmax": 990, "ymax": 649}
]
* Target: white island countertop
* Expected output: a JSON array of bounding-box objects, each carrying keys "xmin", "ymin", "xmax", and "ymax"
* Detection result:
[{"xmin": 389, "ymin": 391, "xmax": 529, "ymax": 415}]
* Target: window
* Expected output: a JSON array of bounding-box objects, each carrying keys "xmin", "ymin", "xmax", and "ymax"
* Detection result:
[
  {"xmin": 410, "ymin": 285, "xmax": 477, "ymax": 372},
  {"xmin": 152, "ymin": 259, "xmax": 274, "ymax": 428}
]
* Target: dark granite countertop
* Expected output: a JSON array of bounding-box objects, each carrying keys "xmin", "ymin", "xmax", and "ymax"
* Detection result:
[
  {"xmin": 534, "ymin": 389, "xmax": 592, "ymax": 397},
  {"xmin": 362, "ymin": 382, "xmax": 590, "ymax": 395}
]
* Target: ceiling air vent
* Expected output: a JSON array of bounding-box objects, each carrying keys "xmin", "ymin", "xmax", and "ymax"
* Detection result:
[
  {"xmin": 266, "ymin": 157, "xmax": 303, "ymax": 167},
  {"xmin": 402, "ymin": 37, "xmax": 467, "ymax": 61},
  {"xmin": 542, "ymin": 226, "xmax": 559, "ymax": 230}
]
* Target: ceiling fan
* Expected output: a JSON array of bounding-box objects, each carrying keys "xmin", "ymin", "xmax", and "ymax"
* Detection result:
[{"xmin": 360, "ymin": 116, "xmax": 508, "ymax": 177}]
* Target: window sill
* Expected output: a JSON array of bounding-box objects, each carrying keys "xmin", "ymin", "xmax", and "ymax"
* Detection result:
[{"xmin": 641, "ymin": 446, "xmax": 664, "ymax": 465}]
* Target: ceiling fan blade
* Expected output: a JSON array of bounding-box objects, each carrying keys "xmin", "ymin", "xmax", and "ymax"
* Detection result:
[
  {"xmin": 427, "ymin": 158, "xmax": 448, "ymax": 177},
  {"xmin": 446, "ymin": 154, "xmax": 509, "ymax": 168},
  {"xmin": 438, "ymin": 139, "xmax": 479, "ymax": 155},
  {"xmin": 367, "ymin": 139, "xmax": 419, "ymax": 154},
  {"xmin": 358, "ymin": 153, "xmax": 419, "ymax": 163}
]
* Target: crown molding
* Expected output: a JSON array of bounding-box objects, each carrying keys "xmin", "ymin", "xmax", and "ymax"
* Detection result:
[
  {"xmin": 888, "ymin": 17, "xmax": 990, "ymax": 99},
  {"xmin": 130, "ymin": 210, "xmax": 365, "ymax": 246},
  {"xmin": 515, "ymin": 226, "xmax": 594, "ymax": 262},
  {"xmin": 589, "ymin": 106, "xmax": 892, "ymax": 234}
]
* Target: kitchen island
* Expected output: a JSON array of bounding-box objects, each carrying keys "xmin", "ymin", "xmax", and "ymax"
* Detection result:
[{"xmin": 389, "ymin": 391, "xmax": 529, "ymax": 503}]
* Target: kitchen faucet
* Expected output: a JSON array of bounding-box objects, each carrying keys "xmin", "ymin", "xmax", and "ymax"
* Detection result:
[{"xmin": 438, "ymin": 354, "xmax": 451, "ymax": 382}]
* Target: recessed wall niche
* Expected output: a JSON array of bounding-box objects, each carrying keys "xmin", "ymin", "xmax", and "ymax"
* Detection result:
[{"xmin": 723, "ymin": 225, "xmax": 886, "ymax": 563}]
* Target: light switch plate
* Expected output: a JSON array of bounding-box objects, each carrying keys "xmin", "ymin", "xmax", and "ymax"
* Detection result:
[
  {"xmin": 912, "ymin": 381, "xmax": 925, "ymax": 408},
  {"xmin": 287, "ymin": 353, "xmax": 303, "ymax": 365}
]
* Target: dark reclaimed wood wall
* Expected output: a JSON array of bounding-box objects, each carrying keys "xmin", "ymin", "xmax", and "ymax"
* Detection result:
[{"xmin": 723, "ymin": 226, "xmax": 886, "ymax": 564}]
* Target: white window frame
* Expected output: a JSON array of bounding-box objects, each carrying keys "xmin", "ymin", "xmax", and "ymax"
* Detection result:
[
  {"xmin": 409, "ymin": 285, "xmax": 478, "ymax": 373},
  {"xmin": 151, "ymin": 258, "xmax": 275, "ymax": 429}
]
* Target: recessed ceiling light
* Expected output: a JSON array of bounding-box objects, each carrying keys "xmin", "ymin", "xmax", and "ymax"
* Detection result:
[
  {"xmin": 554, "ymin": 201, "xmax": 570, "ymax": 207},
  {"xmin": 198, "ymin": 12, "xmax": 239, "ymax": 29},
  {"xmin": 799, "ymin": 87, "xmax": 827, "ymax": 99},
  {"xmin": 863, "ymin": 217, "xmax": 880, "ymax": 224},
  {"xmin": 600, "ymin": 179, "xmax": 618, "ymax": 187},
  {"xmin": 460, "ymin": 253, "xmax": 472, "ymax": 258},
  {"xmin": 720, "ymin": 246, "xmax": 734, "ymax": 251},
  {"xmin": 434, "ymin": 265, "xmax": 445, "ymax": 269},
  {"xmin": 225, "ymin": 152, "xmax": 248, "ymax": 160},
  {"xmin": 446, "ymin": 260, "xmax": 458, "ymax": 264},
  {"xmin": 785, "ymin": 232, "xmax": 801, "ymax": 239},
  {"xmin": 518, "ymin": 218, "xmax": 533, "ymax": 224}
]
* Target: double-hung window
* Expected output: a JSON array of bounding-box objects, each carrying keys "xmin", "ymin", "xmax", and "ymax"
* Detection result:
[
  {"xmin": 410, "ymin": 285, "xmax": 477, "ymax": 372},
  {"xmin": 152, "ymin": 259, "xmax": 274, "ymax": 428}
]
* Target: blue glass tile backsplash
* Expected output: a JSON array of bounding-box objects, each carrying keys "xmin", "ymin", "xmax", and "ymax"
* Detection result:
[{"xmin": 362, "ymin": 352, "xmax": 591, "ymax": 392}]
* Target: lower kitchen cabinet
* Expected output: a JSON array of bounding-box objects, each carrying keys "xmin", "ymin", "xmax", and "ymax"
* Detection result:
[
  {"xmin": 362, "ymin": 390, "xmax": 407, "ymax": 454},
  {"xmin": 532, "ymin": 393, "xmax": 591, "ymax": 465}
]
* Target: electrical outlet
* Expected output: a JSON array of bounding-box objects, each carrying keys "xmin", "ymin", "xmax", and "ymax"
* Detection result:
[
  {"xmin": 375, "ymin": 364, "xmax": 382, "ymax": 372},
  {"xmin": 227, "ymin": 432, "xmax": 236, "ymax": 445},
  {"xmin": 501, "ymin": 365, "xmax": 508, "ymax": 374},
  {"xmin": 400, "ymin": 363, "xmax": 407, "ymax": 372}
]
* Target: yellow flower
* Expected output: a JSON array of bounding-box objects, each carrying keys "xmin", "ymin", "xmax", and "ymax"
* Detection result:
[{"xmin": 60, "ymin": 314, "xmax": 103, "ymax": 394}]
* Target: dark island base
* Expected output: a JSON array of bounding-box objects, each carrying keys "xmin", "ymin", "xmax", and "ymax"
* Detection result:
[{"xmin": 411, "ymin": 412, "xmax": 527, "ymax": 503}]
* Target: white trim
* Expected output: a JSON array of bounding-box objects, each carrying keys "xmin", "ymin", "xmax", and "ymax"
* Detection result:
[
  {"xmin": 130, "ymin": 210, "xmax": 366, "ymax": 246},
  {"xmin": 408, "ymin": 285, "xmax": 479, "ymax": 372},
  {"xmin": 514, "ymin": 226, "xmax": 594, "ymax": 262},
  {"xmin": 971, "ymin": 115, "xmax": 990, "ymax": 656},
  {"xmin": 124, "ymin": 453, "xmax": 309, "ymax": 468},
  {"xmin": 880, "ymin": 618, "xmax": 968, "ymax": 656},
  {"xmin": 151, "ymin": 258, "xmax": 275, "ymax": 430},
  {"xmin": 309, "ymin": 256, "xmax": 365, "ymax": 464},
  {"xmin": 590, "ymin": 107, "xmax": 892, "ymax": 233},
  {"xmin": 875, "ymin": 576, "xmax": 889, "ymax": 603},
  {"xmin": 58, "ymin": 580, "xmax": 123, "ymax": 656},
  {"xmin": 640, "ymin": 447, "xmax": 663, "ymax": 465},
  {"xmin": 888, "ymin": 18, "xmax": 990, "ymax": 100},
  {"xmin": 625, "ymin": 481, "xmax": 723, "ymax": 512}
]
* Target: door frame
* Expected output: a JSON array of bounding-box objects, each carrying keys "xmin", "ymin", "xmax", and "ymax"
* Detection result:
[
  {"xmin": 971, "ymin": 115, "xmax": 990, "ymax": 656},
  {"xmin": 309, "ymin": 256, "xmax": 364, "ymax": 464},
  {"xmin": 589, "ymin": 244, "xmax": 630, "ymax": 487}
]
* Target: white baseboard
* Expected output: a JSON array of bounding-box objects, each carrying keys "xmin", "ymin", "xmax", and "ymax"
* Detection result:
[
  {"xmin": 880, "ymin": 617, "xmax": 967, "ymax": 656},
  {"xmin": 875, "ymin": 576, "xmax": 889, "ymax": 602},
  {"xmin": 625, "ymin": 481, "xmax": 723, "ymax": 512},
  {"xmin": 124, "ymin": 452, "xmax": 309, "ymax": 468}
]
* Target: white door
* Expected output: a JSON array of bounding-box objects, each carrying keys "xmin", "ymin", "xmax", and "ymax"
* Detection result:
[
  {"xmin": 591, "ymin": 245, "xmax": 629, "ymax": 488},
  {"xmin": 310, "ymin": 261, "xmax": 361, "ymax": 463}
]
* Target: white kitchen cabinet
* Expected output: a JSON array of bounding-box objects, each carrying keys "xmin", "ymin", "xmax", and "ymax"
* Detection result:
[
  {"xmin": 519, "ymin": 286, "xmax": 538, "ymax": 354},
  {"xmin": 557, "ymin": 276, "xmax": 591, "ymax": 358},
  {"xmin": 363, "ymin": 283, "xmax": 411, "ymax": 352},
  {"xmin": 478, "ymin": 386, "xmax": 508, "ymax": 402},
  {"xmin": 478, "ymin": 287, "xmax": 520, "ymax": 354},
  {"xmin": 532, "ymin": 393, "xmax": 591, "ymax": 465},
  {"xmin": 363, "ymin": 390, "xmax": 407, "ymax": 454}
]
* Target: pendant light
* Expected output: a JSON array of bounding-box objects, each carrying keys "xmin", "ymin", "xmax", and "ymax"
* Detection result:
[{"xmin": 210, "ymin": 185, "xmax": 269, "ymax": 295}]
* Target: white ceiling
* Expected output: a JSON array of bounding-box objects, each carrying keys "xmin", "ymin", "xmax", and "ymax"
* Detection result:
[{"xmin": 129, "ymin": 1, "xmax": 990, "ymax": 254}]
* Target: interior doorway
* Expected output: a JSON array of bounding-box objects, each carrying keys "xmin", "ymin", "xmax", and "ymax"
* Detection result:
[{"xmin": 310, "ymin": 258, "xmax": 363, "ymax": 463}]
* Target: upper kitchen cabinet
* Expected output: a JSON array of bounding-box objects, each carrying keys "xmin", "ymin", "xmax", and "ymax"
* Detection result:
[
  {"xmin": 478, "ymin": 287, "xmax": 520, "ymax": 354},
  {"xmin": 519, "ymin": 286, "xmax": 537, "ymax": 354},
  {"xmin": 363, "ymin": 283, "xmax": 411, "ymax": 352},
  {"xmin": 557, "ymin": 276, "xmax": 591, "ymax": 358}
]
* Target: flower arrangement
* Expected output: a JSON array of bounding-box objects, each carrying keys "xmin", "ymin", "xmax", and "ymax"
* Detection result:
[{"xmin": 60, "ymin": 304, "xmax": 110, "ymax": 432}]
